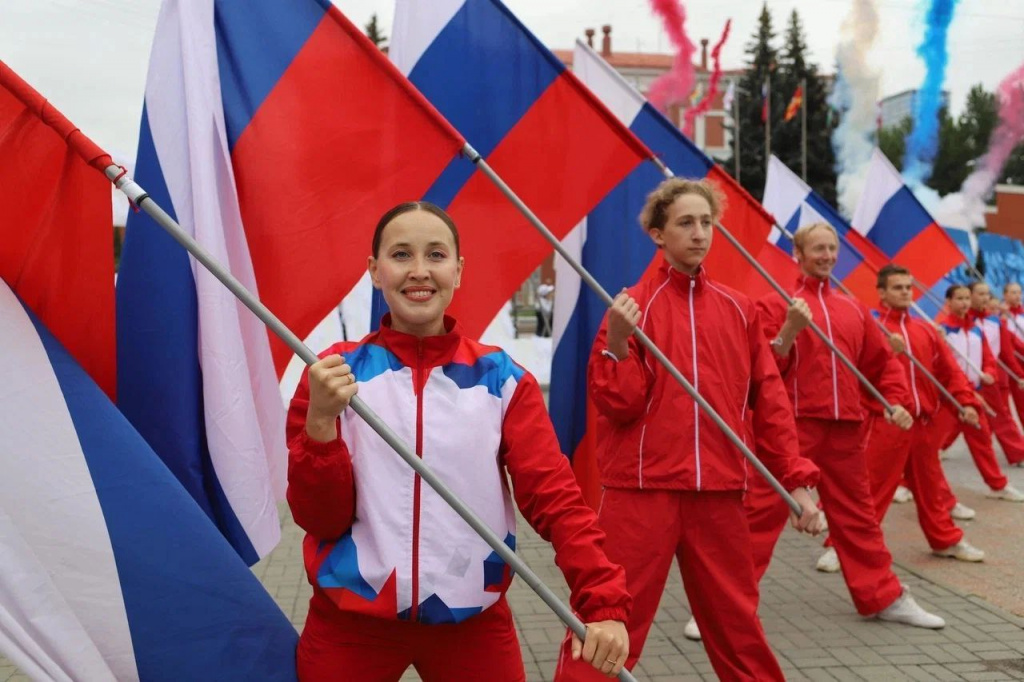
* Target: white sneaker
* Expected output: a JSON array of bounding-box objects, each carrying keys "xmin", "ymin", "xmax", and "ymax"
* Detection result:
[
  {"xmin": 893, "ymin": 486, "xmax": 914, "ymax": 503},
  {"xmin": 951, "ymin": 502, "xmax": 976, "ymax": 520},
  {"xmin": 933, "ymin": 540, "xmax": 985, "ymax": 562},
  {"xmin": 876, "ymin": 589, "xmax": 946, "ymax": 629},
  {"xmin": 683, "ymin": 616, "xmax": 701, "ymax": 641},
  {"xmin": 816, "ymin": 547, "xmax": 841, "ymax": 573},
  {"xmin": 987, "ymin": 484, "xmax": 1024, "ymax": 502}
]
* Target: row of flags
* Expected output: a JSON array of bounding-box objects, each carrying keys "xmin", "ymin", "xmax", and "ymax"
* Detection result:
[{"xmin": 0, "ymin": 0, "xmax": 982, "ymax": 677}]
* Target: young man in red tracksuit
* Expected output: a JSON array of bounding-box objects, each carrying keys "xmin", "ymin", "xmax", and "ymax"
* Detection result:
[
  {"xmin": 969, "ymin": 281, "xmax": 1024, "ymax": 467},
  {"xmin": 554, "ymin": 178, "xmax": 823, "ymax": 682},
  {"xmin": 1002, "ymin": 282, "xmax": 1024, "ymax": 427},
  {"xmin": 862, "ymin": 265, "xmax": 985, "ymax": 561},
  {"xmin": 935, "ymin": 284, "xmax": 1024, "ymax": 501},
  {"xmin": 749, "ymin": 222, "xmax": 946, "ymax": 629}
]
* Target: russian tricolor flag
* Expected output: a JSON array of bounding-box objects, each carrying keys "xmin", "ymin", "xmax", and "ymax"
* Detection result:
[
  {"xmin": 549, "ymin": 41, "xmax": 775, "ymax": 504},
  {"xmin": 391, "ymin": 0, "xmax": 651, "ymax": 338},
  {"xmin": 117, "ymin": 0, "xmax": 464, "ymax": 563},
  {"xmin": 853, "ymin": 149, "xmax": 966, "ymax": 293},
  {"xmin": 763, "ymin": 155, "xmax": 889, "ymax": 302},
  {"xmin": 1, "ymin": 61, "xmax": 296, "ymax": 679}
]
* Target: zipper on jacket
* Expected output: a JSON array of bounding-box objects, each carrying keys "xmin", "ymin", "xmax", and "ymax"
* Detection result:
[
  {"xmin": 899, "ymin": 317, "xmax": 921, "ymax": 417},
  {"xmin": 689, "ymin": 279, "xmax": 701, "ymax": 489},
  {"xmin": 816, "ymin": 286, "xmax": 840, "ymax": 420},
  {"xmin": 409, "ymin": 339, "xmax": 425, "ymax": 622}
]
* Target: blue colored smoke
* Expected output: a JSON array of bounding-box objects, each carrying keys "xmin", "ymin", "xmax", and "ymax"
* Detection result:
[{"xmin": 902, "ymin": 0, "xmax": 959, "ymax": 186}]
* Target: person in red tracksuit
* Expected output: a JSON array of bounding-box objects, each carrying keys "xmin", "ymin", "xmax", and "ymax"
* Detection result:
[
  {"xmin": 749, "ymin": 221, "xmax": 946, "ymax": 629},
  {"xmin": 554, "ymin": 177, "xmax": 823, "ymax": 682},
  {"xmin": 1002, "ymin": 282, "xmax": 1024, "ymax": 428},
  {"xmin": 862, "ymin": 265, "xmax": 985, "ymax": 561},
  {"xmin": 935, "ymin": 284, "xmax": 1024, "ymax": 502},
  {"xmin": 968, "ymin": 281, "xmax": 1024, "ymax": 466},
  {"xmin": 289, "ymin": 202, "xmax": 632, "ymax": 681}
]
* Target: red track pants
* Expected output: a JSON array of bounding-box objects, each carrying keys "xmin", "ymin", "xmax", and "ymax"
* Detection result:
[
  {"xmin": 746, "ymin": 418, "xmax": 903, "ymax": 615},
  {"xmin": 1009, "ymin": 380, "xmax": 1024, "ymax": 423},
  {"xmin": 554, "ymin": 489, "xmax": 784, "ymax": 682},
  {"xmin": 934, "ymin": 404, "xmax": 1009, "ymax": 491},
  {"xmin": 864, "ymin": 415, "xmax": 963, "ymax": 551},
  {"xmin": 297, "ymin": 596, "xmax": 524, "ymax": 681},
  {"xmin": 980, "ymin": 384, "xmax": 1024, "ymax": 465}
]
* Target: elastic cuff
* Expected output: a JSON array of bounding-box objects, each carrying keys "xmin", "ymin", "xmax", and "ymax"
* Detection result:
[
  {"xmin": 601, "ymin": 349, "xmax": 621, "ymax": 362},
  {"xmin": 578, "ymin": 606, "xmax": 629, "ymax": 624},
  {"xmin": 296, "ymin": 429, "xmax": 345, "ymax": 458}
]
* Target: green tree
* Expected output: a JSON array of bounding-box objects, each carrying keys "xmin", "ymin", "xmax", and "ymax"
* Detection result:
[
  {"xmin": 1000, "ymin": 144, "xmax": 1024, "ymax": 185},
  {"xmin": 928, "ymin": 107, "xmax": 972, "ymax": 195},
  {"xmin": 878, "ymin": 116, "xmax": 911, "ymax": 171},
  {"xmin": 773, "ymin": 9, "xmax": 837, "ymax": 205},
  {"xmin": 721, "ymin": 3, "xmax": 778, "ymax": 200},
  {"xmin": 365, "ymin": 13, "xmax": 386, "ymax": 49},
  {"xmin": 959, "ymin": 84, "xmax": 998, "ymax": 159}
]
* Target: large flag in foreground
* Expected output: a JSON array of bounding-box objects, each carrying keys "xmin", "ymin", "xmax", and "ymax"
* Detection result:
[
  {"xmin": 0, "ymin": 61, "xmax": 297, "ymax": 680},
  {"xmin": 391, "ymin": 0, "xmax": 651, "ymax": 338},
  {"xmin": 0, "ymin": 61, "xmax": 115, "ymax": 399},
  {"xmin": 117, "ymin": 0, "xmax": 464, "ymax": 563},
  {"xmin": 549, "ymin": 41, "xmax": 775, "ymax": 504},
  {"xmin": 853, "ymin": 149, "xmax": 965, "ymax": 292},
  {"xmin": 1, "ymin": 283, "xmax": 298, "ymax": 682},
  {"xmin": 916, "ymin": 227, "xmax": 975, "ymax": 318}
]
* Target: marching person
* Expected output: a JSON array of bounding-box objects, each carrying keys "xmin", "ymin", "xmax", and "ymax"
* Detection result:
[
  {"xmin": 1001, "ymin": 282, "xmax": 1024, "ymax": 425},
  {"xmin": 555, "ymin": 177, "xmax": 822, "ymax": 682},
  {"xmin": 749, "ymin": 221, "xmax": 946, "ymax": 629},
  {"xmin": 288, "ymin": 201, "xmax": 632, "ymax": 681},
  {"xmin": 935, "ymin": 284, "xmax": 1024, "ymax": 501},
  {"xmin": 865, "ymin": 265, "xmax": 985, "ymax": 561}
]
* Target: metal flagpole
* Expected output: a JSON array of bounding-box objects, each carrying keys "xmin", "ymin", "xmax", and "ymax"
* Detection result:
[
  {"xmin": 647, "ymin": 156, "xmax": 901, "ymax": 418},
  {"xmin": 769, "ymin": 224, "xmax": 973, "ymax": 421},
  {"xmin": 764, "ymin": 76, "xmax": 771, "ymax": 177},
  {"xmin": 800, "ymin": 78, "xmax": 807, "ymax": 181},
  {"xmin": 734, "ymin": 84, "xmax": 741, "ymax": 184},
  {"xmin": 461, "ymin": 145, "xmax": 802, "ymax": 516},
  {"xmin": 105, "ymin": 166, "xmax": 639, "ymax": 682}
]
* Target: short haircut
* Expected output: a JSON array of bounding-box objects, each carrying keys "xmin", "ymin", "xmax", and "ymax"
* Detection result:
[
  {"xmin": 1004, "ymin": 282, "xmax": 1021, "ymax": 294},
  {"xmin": 792, "ymin": 222, "xmax": 839, "ymax": 253},
  {"xmin": 967, "ymin": 280, "xmax": 989, "ymax": 293},
  {"xmin": 877, "ymin": 264, "xmax": 910, "ymax": 290},
  {"xmin": 639, "ymin": 177, "xmax": 725, "ymax": 231}
]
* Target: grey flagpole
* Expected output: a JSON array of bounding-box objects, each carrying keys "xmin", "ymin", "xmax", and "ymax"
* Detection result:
[
  {"xmin": 768, "ymin": 223, "xmax": 973, "ymax": 421},
  {"xmin": 106, "ymin": 166, "xmax": 638, "ymax": 682},
  {"xmin": 648, "ymin": 156, "xmax": 900, "ymax": 418},
  {"xmin": 459, "ymin": 144, "xmax": 803, "ymax": 516}
]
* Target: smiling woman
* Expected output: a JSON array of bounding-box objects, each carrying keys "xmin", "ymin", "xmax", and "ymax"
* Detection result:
[{"xmin": 284, "ymin": 201, "xmax": 632, "ymax": 681}]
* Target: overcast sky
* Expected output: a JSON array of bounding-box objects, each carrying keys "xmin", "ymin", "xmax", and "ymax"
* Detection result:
[{"xmin": 2, "ymin": 0, "xmax": 1022, "ymax": 164}]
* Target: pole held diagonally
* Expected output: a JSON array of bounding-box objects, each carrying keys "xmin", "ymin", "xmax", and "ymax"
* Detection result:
[
  {"xmin": 461, "ymin": 144, "xmax": 802, "ymax": 516},
  {"xmin": 648, "ymin": 158, "xmax": 899, "ymax": 418},
  {"xmin": 106, "ymin": 166, "xmax": 638, "ymax": 682}
]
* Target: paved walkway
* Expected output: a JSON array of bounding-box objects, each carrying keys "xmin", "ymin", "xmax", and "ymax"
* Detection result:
[{"xmin": 4, "ymin": 436, "xmax": 1024, "ymax": 681}]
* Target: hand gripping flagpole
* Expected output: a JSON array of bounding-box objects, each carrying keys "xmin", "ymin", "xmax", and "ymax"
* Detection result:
[
  {"xmin": 645, "ymin": 158, "xmax": 901, "ymax": 420},
  {"xmin": 460, "ymin": 145, "xmax": 803, "ymax": 516},
  {"xmin": 106, "ymin": 167, "xmax": 638, "ymax": 682}
]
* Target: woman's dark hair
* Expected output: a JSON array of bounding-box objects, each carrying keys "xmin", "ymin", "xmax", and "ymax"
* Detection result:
[
  {"xmin": 372, "ymin": 201, "xmax": 460, "ymax": 258},
  {"xmin": 967, "ymin": 280, "xmax": 989, "ymax": 293},
  {"xmin": 946, "ymin": 283, "xmax": 970, "ymax": 300}
]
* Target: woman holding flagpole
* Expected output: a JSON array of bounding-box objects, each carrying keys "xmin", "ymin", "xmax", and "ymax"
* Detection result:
[{"xmin": 286, "ymin": 201, "xmax": 631, "ymax": 681}]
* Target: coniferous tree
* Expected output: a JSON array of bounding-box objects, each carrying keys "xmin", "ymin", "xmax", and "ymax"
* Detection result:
[
  {"xmin": 365, "ymin": 13, "xmax": 387, "ymax": 49},
  {"xmin": 774, "ymin": 9, "xmax": 837, "ymax": 205},
  {"xmin": 722, "ymin": 3, "xmax": 778, "ymax": 200}
]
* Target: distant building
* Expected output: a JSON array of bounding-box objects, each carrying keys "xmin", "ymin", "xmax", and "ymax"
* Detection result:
[
  {"xmin": 879, "ymin": 89, "xmax": 950, "ymax": 129},
  {"xmin": 985, "ymin": 184, "xmax": 1024, "ymax": 240},
  {"xmin": 552, "ymin": 25, "xmax": 742, "ymax": 159}
]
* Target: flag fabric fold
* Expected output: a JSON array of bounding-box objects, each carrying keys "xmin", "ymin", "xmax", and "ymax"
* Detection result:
[
  {"xmin": 784, "ymin": 84, "xmax": 803, "ymax": 122},
  {"xmin": 391, "ymin": 0, "xmax": 651, "ymax": 338},
  {"xmin": 117, "ymin": 0, "xmax": 465, "ymax": 563},
  {"xmin": 0, "ymin": 61, "xmax": 115, "ymax": 398}
]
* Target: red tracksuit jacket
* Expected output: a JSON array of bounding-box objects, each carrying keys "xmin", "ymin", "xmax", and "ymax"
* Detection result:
[
  {"xmin": 588, "ymin": 264, "xmax": 819, "ymax": 492},
  {"xmin": 940, "ymin": 312, "xmax": 998, "ymax": 388},
  {"xmin": 872, "ymin": 305, "xmax": 979, "ymax": 418},
  {"xmin": 757, "ymin": 276, "xmax": 910, "ymax": 421},
  {"xmin": 288, "ymin": 317, "xmax": 630, "ymax": 626}
]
